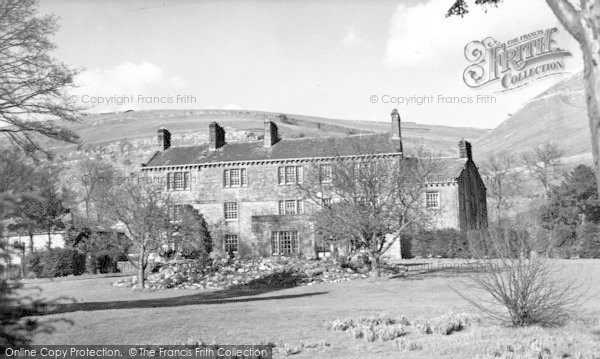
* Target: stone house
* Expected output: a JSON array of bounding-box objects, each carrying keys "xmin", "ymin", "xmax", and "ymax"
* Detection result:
[{"xmin": 141, "ymin": 109, "xmax": 487, "ymax": 258}]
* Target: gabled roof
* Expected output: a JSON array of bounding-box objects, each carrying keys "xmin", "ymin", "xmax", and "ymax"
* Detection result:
[{"xmin": 143, "ymin": 133, "xmax": 404, "ymax": 168}]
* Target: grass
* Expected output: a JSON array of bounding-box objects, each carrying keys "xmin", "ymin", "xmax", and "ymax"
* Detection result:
[{"xmin": 20, "ymin": 259, "xmax": 600, "ymax": 358}]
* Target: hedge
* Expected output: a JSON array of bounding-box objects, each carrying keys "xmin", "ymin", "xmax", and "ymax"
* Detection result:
[{"xmin": 25, "ymin": 249, "xmax": 86, "ymax": 278}]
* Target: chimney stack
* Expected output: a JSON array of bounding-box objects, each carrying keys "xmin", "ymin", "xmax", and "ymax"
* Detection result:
[
  {"xmin": 209, "ymin": 122, "xmax": 226, "ymax": 151},
  {"xmin": 263, "ymin": 119, "xmax": 279, "ymax": 148},
  {"xmin": 390, "ymin": 109, "xmax": 403, "ymax": 153},
  {"xmin": 459, "ymin": 140, "xmax": 472, "ymax": 160},
  {"xmin": 157, "ymin": 127, "xmax": 171, "ymax": 151}
]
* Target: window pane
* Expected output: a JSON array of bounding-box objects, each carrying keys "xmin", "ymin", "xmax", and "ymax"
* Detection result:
[
  {"xmin": 291, "ymin": 231, "xmax": 298, "ymax": 253},
  {"xmin": 223, "ymin": 169, "xmax": 230, "ymax": 187},
  {"xmin": 426, "ymin": 192, "xmax": 439, "ymax": 208},
  {"xmin": 184, "ymin": 172, "xmax": 190, "ymax": 189},
  {"xmin": 320, "ymin": 165, "xmax": 332, "ymax": 183},
  {"xmin": 230, "ymin": 169, "xmax": 241, "ymax": 186},
  {"xmin": 271, "ymin": 232, "xmax": 279, "ymax": 255},
  {"xmin": 296, "ymin": 166, "xmax": 303, "ymax": 184},
  {"xmin": 278, "ymin": 200, "xmax": 285, "ymax": 215},
  {"xmin": 278, "ymin": 167, "xmax": 285, "ymax": 185},
  {"xmin": 280, "ymin": 231, "xmax": 291, "ymax": 254},
  {"xmin": 224, "ymin": 202, "xmax": 238, "ymax": 219},
  {"xmin": 241, "ymin": 169, "xmax": 247, "ymax": 187},
  {"xmin": 285, "ymin": 200, "xmax": 296, "ymax": 215},
  {"xmin": 225, "ymin": 235, "xmax": 238, "ymax": 253},
  {"xmin": 285, "ymin": 166, "xmax": 296, "ymax": 184},
  {"xmin": 167, "ymin": 173, "xmax": 173, "ymax": 190}
]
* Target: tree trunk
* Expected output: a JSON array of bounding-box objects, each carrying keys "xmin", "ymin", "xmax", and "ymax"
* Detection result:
[
  {"xmin": 368, "ymin": 251, "xmax": 381, "ymax": 277},
  {"xmin": 546, "ymin": 0, "xmax": 600, "ymax": 195},
  {"xmin": 28, "ymin": 232, "xmax": 34, "ymax": 252},
  {"xmin": 138, "ymin": 255, "xmax": 145, "ymax": 289},
  {"xmin": 582, "ymin": 37, "xmax": 600, "ymax": 197}
]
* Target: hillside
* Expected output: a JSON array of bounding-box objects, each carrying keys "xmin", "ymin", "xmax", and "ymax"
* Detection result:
[
  {"xmin": 475, "ymin": 72, "xmax": 589, "ymax": 159},
  {"xmin": 34, "ymin": 109, "xmax": 488, "ymax": 168}
]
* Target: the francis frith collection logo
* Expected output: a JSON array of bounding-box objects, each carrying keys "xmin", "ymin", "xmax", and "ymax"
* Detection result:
[{"xmin": 463, "ymin": 27, "xmax": 572, "ymax": 91}]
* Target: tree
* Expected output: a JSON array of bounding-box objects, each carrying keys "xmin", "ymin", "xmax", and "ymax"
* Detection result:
[
  {"xmin": 168, "ymin": 206, "xmax": 212, "ymax": 262},
  {"xmin": 542, "ymin": 164, "xmax": 600, "ymax": 253},
  {"xmin": 0, "ymin": 230, "xmax": 56, "ymax": 349},
  {"xmin": 0, "ymin": 0, "xmax": 81, "ymax": 155},
  {"xmin": 75, "ymin": 158, "xmax": 119, "ymax": 222},
  {"xmin": 522, "ymin": 143, "xmax": 564, "ymax": 197},
  {"xmin": 104, "ymin": 175, "xmax": 171, "ymax": 288},
  {"xmin": 448, "ymin": 0, "xmax": 600, "ymax": 197},
  {"xmin": 300, "ymin": 147, "xmax": 441, "ymax": 275},
  {"xmin": 480, "ymin": 152, "xmax": 521, "ymax": 223},
  {"xmin": 11, "ymin": 165, "xmax": 69, "ymax": 250}
]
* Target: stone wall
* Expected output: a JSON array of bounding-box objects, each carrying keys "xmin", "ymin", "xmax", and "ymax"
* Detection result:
[
  {"xmin": 149, "ymin": 159, "xmax": 468, "ymax": 259},
  {"xmin": 457, "ymin": 161, "xmax": 488, "ymax": 230},
  {"xmin": 155, "ymin": 163, "xmax": 313, "ymax": 257}
]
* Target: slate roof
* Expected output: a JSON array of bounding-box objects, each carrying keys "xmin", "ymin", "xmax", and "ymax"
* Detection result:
[
  {"xmin": 143, "ymin": 133, "xmax": 404, "ymax": 167},
  {"xmin": 142, "ymin": 132, "xmax": 470, "ymax": 181}
]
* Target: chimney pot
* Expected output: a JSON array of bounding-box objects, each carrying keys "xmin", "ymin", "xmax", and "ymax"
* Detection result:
[
  {"xmin": 209, "ymin": 122, "xmax": 226, "ymax": 151},
  {"xmin": 459, "ymin": 140, "xmax": 472, "ymax": 160},
  {"xmin": 157, "ymin": 127, "xmax": 171, "ymax": 150},
  {"xmin": 263, "ymin": 119, "xmax": 279, "ymax": 148}
]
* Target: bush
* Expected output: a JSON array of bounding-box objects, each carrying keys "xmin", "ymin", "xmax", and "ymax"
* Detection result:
[
  {"xmin": 25, "ymin": 251, "xmax": 44, "ymax": 278},
  {"xmin": 26, "ymin": 249, "xmax": 86, "ymax": 278},
  {"xmin": 458, "ymin": 230, "xmax": 586, "ymax": 326}
]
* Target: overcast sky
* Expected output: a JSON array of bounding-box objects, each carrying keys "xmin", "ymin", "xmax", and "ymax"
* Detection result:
[{"xmin": 41, "ymin": 0, "xmax": 583, "ymax": 129}]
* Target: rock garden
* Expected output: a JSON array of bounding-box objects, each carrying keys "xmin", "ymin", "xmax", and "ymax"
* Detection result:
[{"xmin": 113, "ymin": 255, "xmax": 401, "ymax": 290}]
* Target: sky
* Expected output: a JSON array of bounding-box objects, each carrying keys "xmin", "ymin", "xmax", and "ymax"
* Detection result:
[{"xmin": 40, "ymin": 0, "xmax": 584, "ymax": 129}]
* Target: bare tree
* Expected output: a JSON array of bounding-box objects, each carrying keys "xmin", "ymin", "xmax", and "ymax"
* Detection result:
[
  {"xmin": 481, "ymin": 152, "xmax": 521, "ymax": 223},
  {"xmin": 300, "ymin": 146, "xmax": 440, "ymax": 276},
  {"xmin": 104, "ymin": 175, "xmax": 171, "ymax": 288},
  {"xmin": 522, "ymin": 143, "xmax": 564, "ymax": 197},
  {"xmin": 448, "ymin": 0, "xmax": 600, "ymax": 197},
  {"xmin": 0, "ymin": 0, "xmax": 82, "ymax": 155},
  {"xmin": 456, "ymin": 227, "xmax": 587, "ymax": 326},
  {"xmin": 75, "ymin": 158, "xmax": 119, "ymax": 222}
]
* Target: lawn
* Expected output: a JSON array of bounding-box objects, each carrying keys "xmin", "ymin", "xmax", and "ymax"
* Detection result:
[{"xmin": 21, "ymin": 259, "xmax": 600, "ymax": 358}]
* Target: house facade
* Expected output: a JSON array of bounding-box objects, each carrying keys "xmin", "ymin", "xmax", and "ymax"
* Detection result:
[{"xmin": 141, "ymin": 109, "xmax": 487, "ymax": 258}]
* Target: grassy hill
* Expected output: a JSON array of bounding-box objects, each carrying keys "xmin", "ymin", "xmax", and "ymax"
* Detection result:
[{"xmin": 474, "ymin": 72, "xmax": 589, "ymax": 160}]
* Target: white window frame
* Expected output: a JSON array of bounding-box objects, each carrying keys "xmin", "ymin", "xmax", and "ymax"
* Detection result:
[
  {"xmin": 278, "ymin": 200, "xmax": 304, "ymax": 215},
  {"xmin": 224, "ymin": 234, "xmax": 239, "ymax": 254},
  {"xmin": 167, "ymin": 171, "xmax": 190, "ymax": 191},
  {"xmin": 278, "ymin": 165, "xmax": 303, "ymax": 185},
  {"xmin": 320, "ymin": 164, "xmax": 332, "ymax": 183},
  {"xmin": 426, "ymin": 191, "xmax": 440, "ymax": 209},
  {"xmin": 223, "ymin": 168, "xmax": 247, "ymax": 188},
  {"xmin": 271, "ymin": 231, "xmax": 299, "ymax": 256},
  {"xmin": 224, "ymin": 202, "xmax": 238, "ymax": 220}
]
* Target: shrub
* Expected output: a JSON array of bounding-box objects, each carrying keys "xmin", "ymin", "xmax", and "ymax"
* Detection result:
[
  {"xmin": 40, "ymin": 249, "xmax": 86, "ymax": 277},
  {"xmin": 397, "ymin": 338, "xmax": 422, "ymax": 352},
  {"xmin": 457, "ymin": 230, "xmax": 586, "ymax": 326},
  {"xmin": 328, "ymin": 314, "xmax": 406, "ymax": 342},
  {"xmin": 411, "ymin": 318, "xmax": 432, "ymax": 334},
  {"xmin": 376, "ymin": 325, "xmax": 407, "ymax": 341},
  {"xmin": 25, "ymin": 251, "xmax": 44, "ymax": 277},
  {"xmin": 26, "ymin": 249, "xmax": 86, "ymax": 278}
]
